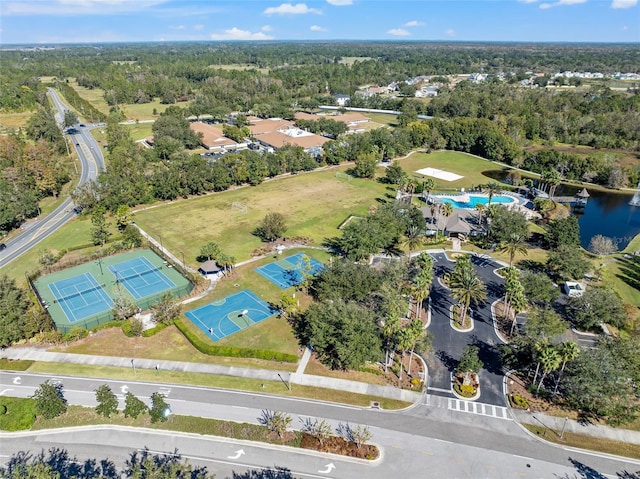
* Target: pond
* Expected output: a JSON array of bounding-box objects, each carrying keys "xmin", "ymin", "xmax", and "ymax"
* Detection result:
[{"xmin": 554, "ymin": 185, "xmax": 640, "ymax": 250}]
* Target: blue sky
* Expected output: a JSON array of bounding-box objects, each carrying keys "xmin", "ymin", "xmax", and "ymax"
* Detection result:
[{"xmin": 1, "ymin": 0, "xmax": 638, "ymax": 44}]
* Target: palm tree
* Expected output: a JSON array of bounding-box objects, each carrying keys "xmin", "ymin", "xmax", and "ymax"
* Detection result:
[
  {"xmin": 449, "ymin": 267, "xmax": 487, "ymax": 327},
  {"xmin": 405, "ymin": 318, "xmax": 425, "ymax": 378},
  {"xmin": 422, "ymin": 178, "xmax": 436, "ymax": 202},
  {"xmin": 475, "ymin": 203, "xmax": 486, "ymax": 230},
  {"xmin": 552, "ymin": 341, "xmax": 579, "ymax": 396},
  {"xmin": 537, "ymin": 346, "xmax": 561, "ymax": 392},
  {"xmin": 403, "ymin": 224, "xmax": 423, "ymax": 258},
  {"xmin": 485, "ymin": 181, "xmax": 501, "ymax": 206},
  {"xmin": 540, "ymin": 169, "xmax": 561, "ymax": 198},
  {"xmin": 380, "ymin": 315, "xmax": 401, "ymax": 374},
  {"xmin": 498, "ymin": 233, "xmax": 529, "ymax": 267},
  {"xmin": 440, "ymin": 202, "xmax": 453, "ymax": 237}
]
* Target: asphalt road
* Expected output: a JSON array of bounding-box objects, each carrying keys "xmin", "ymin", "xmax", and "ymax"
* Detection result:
[
  {"xmin": 2, "ymin": 372, "xmax": 638, "ymax": 478},
  {"xmin": 0, "ymin": 90, "xmax": 104, "ymax": 270},
  {"xmin": 426, "ymin": 252, "xmax": 506, "ymax": 406}
]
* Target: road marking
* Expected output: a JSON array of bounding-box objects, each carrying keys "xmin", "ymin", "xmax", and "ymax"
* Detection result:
[
  {"xmin": 227, "ymin": 449, "xmax": 244, "ymax": 459},
  {"xmin": 120, "ymin": 385, "xmax": 128, "ymax": 394},
  {"xmin": 447, "ymin": 398, "xmax": 511, "ymax": 420},
  {"xmin": 12, "ymin": 377, "xmax": 21, "ymax": 385},
  {"xmin": 158, "ymin": 387, "xmax": 171, "ymax": 397},
  {"xmin": 0, "ymin": 389, "xmax": 14, "ymax": 396},
  {"xmin": 318, "ymin": 463, "xmax": 335, "ymax": 474},
  {"xmin": 421, "ymin": 450, "xmax": 433, "ymax": 456},
  {"xmin": 427, "ymin": 387, "xmax": 451, "ymax": 393}
]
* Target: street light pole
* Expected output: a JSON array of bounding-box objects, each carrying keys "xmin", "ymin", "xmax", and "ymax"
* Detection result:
[
  {"xmin": 560, "ymin": 417, "xmax": 568, "ymax": 439},
  {"xmin": 131, "ymin": 359, "xmax": 136, "ymax": 376},
  {"xmin": 277, "ymin": 373, "xmax": 291, "ymax": 391}
]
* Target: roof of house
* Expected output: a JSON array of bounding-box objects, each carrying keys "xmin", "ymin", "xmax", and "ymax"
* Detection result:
[
  {"xmin": 257, "ymin": 129, "xmax": 329, "ymax": 149},
  {"xmin": 294, "ymin": 112, "xmax": 318, "ymax": 121},
  {"xmin": 198, "ymin": 260, "xmax": 223, "ymax": 274},
  {"xmin": 421, "ymin": 207, "xmax": 482, "ymax": 235},
  {"xmin": 190, "ymin": 122, "xmax": 239, "ymax": 149},
  {"xmin": 247, "ymin": 118, "xmax": 295, "ymax": 136},
  {"xmin": 333, "ymin": 93, "xmax": 350, "ymax": 98}
]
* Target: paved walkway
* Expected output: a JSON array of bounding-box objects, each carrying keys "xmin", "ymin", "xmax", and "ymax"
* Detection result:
[
  {"xmin": 0, "ymin": 347, "xmax": 421, "ymax": 403},
  {"xmin": 3, "ymin": 346, "xmax": 640, "ymax": 448}
]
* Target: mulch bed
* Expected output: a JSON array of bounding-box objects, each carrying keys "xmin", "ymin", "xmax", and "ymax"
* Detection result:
[{"xmin": 300, "ymin": 433, "xmax": 379, "ymax": 459}]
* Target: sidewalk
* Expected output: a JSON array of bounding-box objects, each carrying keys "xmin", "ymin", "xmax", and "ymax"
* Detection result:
[
  {"xmin": 0, "ymin": 346, "xmax": 422, "ymax": 404},
  {"xmin": 510, "ymin": 409, "xmax": 640, "ymax": 446}
]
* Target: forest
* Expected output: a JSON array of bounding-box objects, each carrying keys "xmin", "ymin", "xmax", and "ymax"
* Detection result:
[{"xmin": 1, "ymin": 42, "xmax": 639, "ymax": 231}]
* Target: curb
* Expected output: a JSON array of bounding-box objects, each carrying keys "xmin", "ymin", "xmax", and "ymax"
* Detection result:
[{"xmin": 0, "ymin": 424, "xmax": 384, "ymax": 466}]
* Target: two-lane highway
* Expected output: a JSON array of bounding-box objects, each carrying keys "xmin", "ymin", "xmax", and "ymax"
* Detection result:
[
  {"xmin": 2, "ymin": 372, "xmax": 638, "ymax": 478},
  {"xmin": 0, "ymin": 90, "xmax": 104, "ymax": 270}
]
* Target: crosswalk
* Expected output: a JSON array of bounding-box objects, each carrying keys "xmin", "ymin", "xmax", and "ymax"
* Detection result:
[
  {"xmin": 448, "ymin": 398, "xmax": 511, "ymax": 420},
  {"xmin": 424, "ymin": 394, "xmax": 511, "ymax": 420}
]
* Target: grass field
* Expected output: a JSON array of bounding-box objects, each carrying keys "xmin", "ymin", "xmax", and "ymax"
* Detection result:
[
  {"xmin": 0, "ymin": 111, "xmax": 33, "ymax": 130},
  {"xmin": 207, "ymin": 64, "xmax": 270, "ymax": 74},
  {"xmin": 3, "ymin": 215, "xmax": 119, "ymax": 285},
  {"xmin": 363, "ymin": 112, "xmax": 398, "ymax": 127},
  {"xmin": 66, "ymin": 80, "xmax": 187, "ymax": 122},
  {"xmin": 401, "ymin": 150, "xmax": 513, "ymax": 191},
  {"xmin": 338, "ymin": 57, "xmax": 373, "ymax": 65},
  {"xmin": 602, "ymin": 233, "xmax": 640, "ymax": 324},
  {"xmin": 134, "ymin": 168, "xmax": 388, "ymax": 265},
  {"xmin": 67, "ymin": 80, "xmax": 111, "ymax": 116}
]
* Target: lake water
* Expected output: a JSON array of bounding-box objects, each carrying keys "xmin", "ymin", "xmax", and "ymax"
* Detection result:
[{"xmin": 554, "ymin": 185, "xmax": 640, "ymax": 250}]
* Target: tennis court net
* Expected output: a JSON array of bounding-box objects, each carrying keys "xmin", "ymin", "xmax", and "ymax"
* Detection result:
[
  {"xmin": 114, "ymin": 266, "xmax": 162, "ymax": 283},
  {"xmin": 54, "ymin": 284, "xmax": 104, "ymax": 303}
]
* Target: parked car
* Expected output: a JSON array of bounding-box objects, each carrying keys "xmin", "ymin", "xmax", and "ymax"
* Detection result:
[{"xmin": 0, "ymin": 243, "xmax": 6, "ymax": 251}]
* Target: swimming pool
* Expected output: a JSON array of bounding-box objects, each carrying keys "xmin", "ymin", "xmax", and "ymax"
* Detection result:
[{"xmin": 439, "ymin": 194, "xmax": 516, "ymax": 209}]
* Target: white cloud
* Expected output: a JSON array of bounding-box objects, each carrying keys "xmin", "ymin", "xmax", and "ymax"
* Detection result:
[
  {"xmin": 310, "ymin": 25, "xmax": 327, "ymax": 31},
  {"xmin": 539, "ymin": 0, "xmax": 586, "ymax": 7},
  {"xmin": 263, "ymin": 3, "xmax": 322, "ymax": 15},
  {"xmin": 3, "ymin": 0, "xmax": 167, "ymax": 15},
  {"xmin": 611, "ymin": 0, "xmax": 637, "ymax": 8},
  {"xmin": 170, "ymin": 24, "xmax": 185, "ymax": 30},
  {"xmin": 193, "ymin": 24, "xmax": 204, "ymax": 31},
  {"xmin": 387, "ymin": 28, "xmax": 410, "ymax": 36},
  {"xmin": 518, "ymin": 0, "xmax": 540, "ymax": 3},
  {"xmin": 404, "ymin": 20, "xmax": 424, "ymax": 27},
  {"xmin": 210, "ymin": 27, "xmax": 274, "ymax": 40},
  {"xmin": 327, "ymin": 0, "xmax": 352, "ymax": 5},
  {"xmin": 261, "ymin": 25, "xmax": 273, "ymax": 31},
  {"xmin": 445, "ymin": 28, "xmax": 456, "ymax": 37}
]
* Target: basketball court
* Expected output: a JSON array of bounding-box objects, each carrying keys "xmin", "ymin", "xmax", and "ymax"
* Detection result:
[{"xmin": 185, "ymin": 289, "xmax": 278, "ymax": 341}]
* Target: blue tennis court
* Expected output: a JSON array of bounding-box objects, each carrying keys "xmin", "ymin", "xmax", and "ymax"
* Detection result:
[
  {"xmin": 48, "ymin": 272, "xmax": 113, "ymax": 323},
  {"xmin": 255, "ymin": 253, "xmax": 324, "ymax": 289},
  {"xmin": 108, "ymin": 256, "xmax": 175, "ymax": 299},
  {"xmin": 185, "ymin": 289, "xmax": 278, "ymax": 341}
]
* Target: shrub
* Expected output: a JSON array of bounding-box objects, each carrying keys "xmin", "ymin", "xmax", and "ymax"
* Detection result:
[
  {"xmin": 174, "ymin": 318, "xmax": 297, "ymax": 363},
  {"xmin": 129, "ymin": 318, "xmax": 144, "ymax": 337},
  {"xmin": 510, "ymin": 394, "xmax": 529, "ymax": 409},
  {"xmin": 459, "ymin": 383, "xmax": 475, "ymax": 396},
  {"xmin": 142, "ymin": 321, "xmax": 170, "ymax": 337},
  {"xmin": 62, "ymin": 327, "xmax": 88, "ymax": 342}
]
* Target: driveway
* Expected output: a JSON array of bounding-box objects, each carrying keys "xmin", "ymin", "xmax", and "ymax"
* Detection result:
[{"xmin": 425, "ymin": 252, "xmax": 507, "ymax": 406}]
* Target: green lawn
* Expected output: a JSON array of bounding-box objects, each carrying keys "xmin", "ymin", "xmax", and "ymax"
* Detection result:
[
  {"xmin": 602, "ymin": 233, "xmax": 640, "ymax": 325},
  {"xmin": 2, "ymin": 215, "xmax": 119, "ymax": 285},
  {"xmin": 134, "ymin": 168, "xmax": 388, "ymax": 267},
  {"xmin": 400, "ymin": 151, "xmax": 513, "ymax": 191}
]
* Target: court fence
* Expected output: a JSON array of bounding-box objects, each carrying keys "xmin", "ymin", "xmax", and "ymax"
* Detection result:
[{"xmin": 30, "ymin": 247, "xmax": 195, "ymax": 334}]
